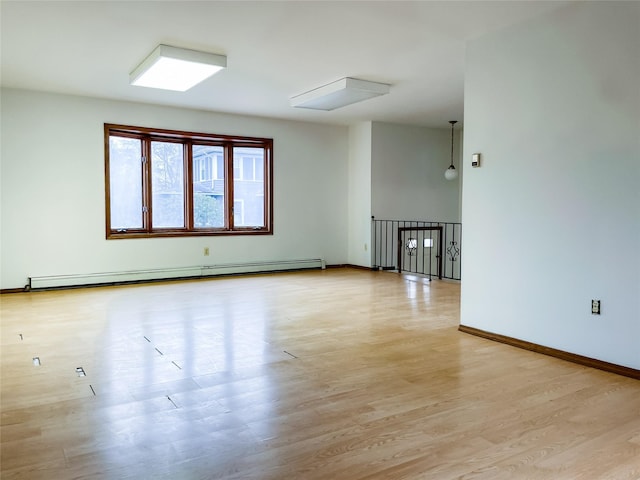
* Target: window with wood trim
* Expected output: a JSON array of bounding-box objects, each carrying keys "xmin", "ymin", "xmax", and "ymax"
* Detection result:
[{"xmin": 105, "ymin": 124, "xmax": 273, "ymax": 238}]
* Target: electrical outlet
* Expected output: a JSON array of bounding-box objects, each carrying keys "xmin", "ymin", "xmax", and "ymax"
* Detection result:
[
  {"xmin": 204, "ymin": 247, "xmax": 210, "ymax": 256},
  {"xmin": 591, "ymin": 299, "xmax": 601, "ymax": 315}
]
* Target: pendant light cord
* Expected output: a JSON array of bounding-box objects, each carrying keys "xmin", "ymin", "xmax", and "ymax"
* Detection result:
[{"xmin": 449, "ymin": 120, "xmax": 457, "ymax": 168}]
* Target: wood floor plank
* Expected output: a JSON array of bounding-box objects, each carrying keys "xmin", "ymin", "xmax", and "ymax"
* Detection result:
[{"xmin": 2, "ymin": 268, "xmax": 639, "ymax": 479}]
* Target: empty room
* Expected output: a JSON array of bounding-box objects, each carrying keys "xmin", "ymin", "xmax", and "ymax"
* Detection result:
[{"xmin": 1, "ymin": 1, "xmax": 639, "ymax": 479}]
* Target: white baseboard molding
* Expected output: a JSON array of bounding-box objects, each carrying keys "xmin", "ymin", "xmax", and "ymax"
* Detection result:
[{"xmin": 29, "ymin": 258, "xmax": 326, "ymax": 290}]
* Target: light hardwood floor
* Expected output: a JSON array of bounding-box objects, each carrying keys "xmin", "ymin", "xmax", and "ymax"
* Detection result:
[{"xmin": 1, "ymin": 268, "xmax": 639, "ymax": 479}]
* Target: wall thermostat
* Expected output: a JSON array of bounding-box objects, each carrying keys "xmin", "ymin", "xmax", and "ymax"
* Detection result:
[{"xmin": 472, "ymin": 153, "xmax": 481, "ymax": 168}]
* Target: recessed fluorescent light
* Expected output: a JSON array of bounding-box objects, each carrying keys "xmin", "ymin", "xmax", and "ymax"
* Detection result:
[
  {"xmin": 130, "ymin": 44, "xmax": 227, "ymax": 92},
  {"xmin": 290, "ymin": 77, "xmax": 391, "ymax": 111}
]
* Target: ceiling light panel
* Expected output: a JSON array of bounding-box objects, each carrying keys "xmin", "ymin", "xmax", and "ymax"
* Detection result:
[
  {"xmin": 291, "ymin": 77, "xmax": 391, "ymax": 111},
  {"xmin": 130, "ymin": 45, "xmax": 227, "ymax": 92}
]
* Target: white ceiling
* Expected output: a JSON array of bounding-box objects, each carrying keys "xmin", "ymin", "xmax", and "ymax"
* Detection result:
[{"xmin": 1, "ymin": 1, "xmax": 569, "ymax": 128}]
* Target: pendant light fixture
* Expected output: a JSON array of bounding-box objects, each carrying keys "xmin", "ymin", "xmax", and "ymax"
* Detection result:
[{"xmin": 444, "ymin": 120, "xmax": 458, "ymax": 181}]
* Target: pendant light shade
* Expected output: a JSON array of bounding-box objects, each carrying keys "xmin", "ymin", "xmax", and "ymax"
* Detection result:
[
  {"xmin": 445, "ymin": 120, "xmax": 458, "ymax": 181},
  {"xmin": 444, "ymin": 165, "xmax": 458, "ymax": 181}
]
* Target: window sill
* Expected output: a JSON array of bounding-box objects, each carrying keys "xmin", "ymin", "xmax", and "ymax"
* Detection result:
[{"xmin": 107, "ymin": 229, "xmax": 272, "ymax": 239}]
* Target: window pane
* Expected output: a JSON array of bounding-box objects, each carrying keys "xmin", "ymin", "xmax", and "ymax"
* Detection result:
[
  {"xmin": 214, "ymin": 156, "xmax": 223, "ymax": 180},
  {"xmin": 255, "ymin": 157, "xmax": 264, "ymax": 182},
  {"xmin": 109, "ymin": 136, "xmax": 142, "ymax": 229},
  {"xmin": 234, "ymin": 200, "xmax": 244, "ymax": 225},
  {"xmin": 243, "ymin": 157, "xmax": 254, "ymax": 181},
  {"xmin": 233, "ymin": 157, "xmax": 242, "ymax": 180},
  {"xmin": 233, "ymin": 147, "xmax": 264, "ymax": 227},
  {"xmin": 193, "ymin": 145, "xmax": 225, "ymax": 228},
  {"xmin": 151, "ymin": 141, "xmax": 184, "ymax": 228}
]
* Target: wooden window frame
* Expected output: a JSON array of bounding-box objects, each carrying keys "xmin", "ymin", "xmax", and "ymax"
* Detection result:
[{"xmin": 105, "ymin": 123, "xmax": 273, "ymax": 239}]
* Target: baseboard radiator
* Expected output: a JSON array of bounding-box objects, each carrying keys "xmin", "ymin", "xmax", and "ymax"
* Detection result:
[{"xmin": 28, "ymin": 258, "xmax": 326, "ymax": 290}]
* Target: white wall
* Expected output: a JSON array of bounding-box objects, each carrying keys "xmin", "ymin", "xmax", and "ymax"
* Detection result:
[
  {"xmin": 345, "ymin": 121, "xmax": 462, "ymax": 268},
  {"xmin": 461, "ymin": 2, "xmax": 640, "ymax": 369},
  {"xmin": 0, "ymin": 89, "xmax": 349, "ymax": 289},
  {"xmin": 371, "ymin": 122, "xmax": 461, "ymax": 222},
  {"xmin": 347, "ymin": 122, "xmax": 372, "ymax": 267}
]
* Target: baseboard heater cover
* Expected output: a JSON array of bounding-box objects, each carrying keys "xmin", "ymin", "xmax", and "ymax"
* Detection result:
[{"xmin": 29, "ymin": 259, "xmax": 326, "ymax": 290}]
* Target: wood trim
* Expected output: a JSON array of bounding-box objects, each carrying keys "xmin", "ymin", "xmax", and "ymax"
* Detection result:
[
  {"xmin": 106, "ymin": 123, "xmax": 270, "ymax": 144},
  {"xmin": 325, "ymin": 264, "xmax": 376, "ymax": 271},
  {"xmin": 348, "ymin": 264, "xmax": 376, "ymax": 271},
  {"xmin": 459, "ymin": 324, "xmax": 640, "ymax": 380},
  {"xmin": 184, "ymin": 142, "xmax": 192, "ymax": 230},
  {"xmin": 1, "ymin": 288, "xmax": 28, "ymax": 294},
  {"xmin": 266, "ymin": 139, "xmax": 274, "ymax": 234},
  {"xmin": 227, "ymin": 141, "xmax": 235, "ymax": 230}
]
